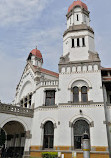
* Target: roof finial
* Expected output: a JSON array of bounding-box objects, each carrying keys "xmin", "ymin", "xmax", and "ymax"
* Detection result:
[{"xmin": 36, "ymin": 45, "xmax": 37, "ymax": 50}]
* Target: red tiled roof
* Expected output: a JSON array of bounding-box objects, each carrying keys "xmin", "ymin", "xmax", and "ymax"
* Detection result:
[
  {"xmin": 101, "ymin": 68, "xmax": 111, "ymax": 71},
  {"xmin": 40, "ymin": 68, "xmax": 59, "ymax": 78},
  {"xmin": 30, "ymin": 48, "xmax": 42, "ymax": 59},
  {"xmin": 102, "ymin": 77, "xmax": 111, "ymax": 81},
  {"xmin": 68, "ymin": 1, "xmax": 88, "ymax": 13},
  {"xmin": 33, "ymin": 65, "xmax": 59, "ymax": 78}
]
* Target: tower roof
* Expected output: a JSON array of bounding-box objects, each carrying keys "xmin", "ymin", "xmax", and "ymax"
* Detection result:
[
  {"xmin": 68, "ymin": 0, "xmax": 88, "ymax": 13},
  {"xmin": 30, "ymin": 48, "xmax": 42, "ymax": 59}
]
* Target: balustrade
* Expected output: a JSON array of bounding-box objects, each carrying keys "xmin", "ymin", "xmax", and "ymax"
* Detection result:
[{"xmin": 0, "ymin": 103, "xmax": 34, "ymax": 118}]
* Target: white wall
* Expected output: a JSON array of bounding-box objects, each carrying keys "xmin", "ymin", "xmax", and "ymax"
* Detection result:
[
  {"xmin": 31, "ymin": 105, "xmax": 108, "ymax": 147},
  {"xmin": 63, "ymin": 30, "xmax": 95, "ymax": 62},
  {"xmin": 58, "ymin": 70, "xmax": 103, "ymax": 104}
]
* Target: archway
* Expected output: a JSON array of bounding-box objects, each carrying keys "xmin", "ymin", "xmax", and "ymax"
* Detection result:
[
  {"xmin": 1, "ymin": 121, "xmax": 26, "ymax": 158},
  {"xmin": 73, "ymin": 120, "xmax": 90, "ymax": 149}
]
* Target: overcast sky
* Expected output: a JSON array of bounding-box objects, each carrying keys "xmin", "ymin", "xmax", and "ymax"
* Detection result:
[{"xmin": 0, "ymin": 0, "xmax": 111, "ymax": 103}]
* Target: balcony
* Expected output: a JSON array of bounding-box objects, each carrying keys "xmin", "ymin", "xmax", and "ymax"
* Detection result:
[{"xmin": 0, "ymin": 103, "xmax": 34, "ymax": 118}]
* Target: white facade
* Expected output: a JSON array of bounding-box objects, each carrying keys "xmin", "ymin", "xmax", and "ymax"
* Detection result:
[
  {"xmin": 13, "ymin": 0, "xmax": 111, "ymax": 154},
  {"xmin": 1, "ymin": 1, "xmax": 111, "ymax": 158}
]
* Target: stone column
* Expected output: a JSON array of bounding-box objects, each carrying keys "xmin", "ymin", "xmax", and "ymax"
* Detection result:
[
  {"xmin": 23, "ymin": 131, "xmax": 32, "ymax": 158},
  {"xmin": 79, "ymin": 87, "xmax": 81, "ymax": 102},
  {"xmin": 40, "ymin": 123, "xmax": 44, "ymax": 150}
]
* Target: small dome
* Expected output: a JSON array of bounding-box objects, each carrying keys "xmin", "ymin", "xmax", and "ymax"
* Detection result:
[
  {"xmin": 30, "ymin": 48, "xmax": 42, "ymax": 59},
  {"xmin": 68, "ymin": 0, "xmax": 88, "ymax": 13}
]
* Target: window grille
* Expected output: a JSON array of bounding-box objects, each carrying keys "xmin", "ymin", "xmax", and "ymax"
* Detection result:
[
  {"xmin": 74, "ymin": 120, "xmax": 89, "ymax": 149},
  {"xmin": 43, "ymin": 121, "xmax": 54, "ymax": 149},
  {"xmin": 45, "ymin": 90, "xmax": 55, "ymax": 106}
]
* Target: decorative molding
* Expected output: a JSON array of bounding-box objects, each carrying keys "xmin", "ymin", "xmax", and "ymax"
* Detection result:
[
  {"xmin": 54, "ymin": 123, "xmax": 57, "ymax": 128},
  {"xmin": 63, "ymin": 24, "xmax": 94, "ymax": 37},
  {"xmin": 59, "ymin": 102, "xmax": 104, "ymax": 106},
  {"xmin": 0, "ymin": 103, "xmax": 34, "ymax": 118},
  {"xmin": 88, "ymin": 51, "xmax": 100, "ymax": 61},
  {"xmin": 58, "ymin": 121, "xmax": 60, "ymax": 125},
  {"xmin": 23, "ymin": 151, "xmax": 30, "ymax": 158},
  {"xmin": 40, "ymin": 122, "xmax": 57, "ymax": 129},
  {"xmin": 59, "ymin": 53, "xmax": 70, "ymax": 64},
  {"xmin": 103, "ymin": 121, "xmax": 111, "ymax": 125},
  {"xmin": 59, "ymin": 59, "xmax": 101, "ymax": 74},
  {"xmin": 69, "ymin": 121, "xmax": 73, "ymax": 127},
  {"xmin": 26, "ymin": 131, "xmax": 32, "ymax": 139},
  {"xmin": 38, "ymin": 105, "xmax": 58, "ymax": 109},
  {"xmin": 40, "ymin": 123, "xmax": 44, "ymax": 129},
  {"xmin": 90, "ymin": 121, "xmax": 94, "ymax": 127}
]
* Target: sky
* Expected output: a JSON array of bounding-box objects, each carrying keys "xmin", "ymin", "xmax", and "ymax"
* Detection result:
[{"xmin": 0, "ymin": 0, "xmax": 111, "ymax": 103}]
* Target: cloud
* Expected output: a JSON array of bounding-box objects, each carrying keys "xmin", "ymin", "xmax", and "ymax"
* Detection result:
[
  {"xmin": 0, "ymin": 0, "xmax": 53, "ymax": 26},
  {"xmin": 0, "ymin": 8, "xmax": 64, "ymax": 103}
]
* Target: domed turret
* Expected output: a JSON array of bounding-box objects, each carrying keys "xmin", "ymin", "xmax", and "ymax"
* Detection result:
[
  {"xmin": 30, "ymin": 48, "xmax": 43, "ymax": 59},
  {"xmin": 27, "ymin": 47, "xmax": 43, "ymax": 67},
  {"xmin": 68, "ymin": 0, "xmax": 88, "ymax": 13},
  {"xmin": 61, "ymin": 0, "xmax": 97, "ymax": 63},
  {"xmin": 66, "ymin": 0, "xmax": 90, "ymax": 29}
]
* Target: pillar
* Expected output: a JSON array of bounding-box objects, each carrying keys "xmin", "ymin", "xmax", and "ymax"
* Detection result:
[{"xmin": 23, "ymin": 131, "xmax": 32, "ymax": 158}]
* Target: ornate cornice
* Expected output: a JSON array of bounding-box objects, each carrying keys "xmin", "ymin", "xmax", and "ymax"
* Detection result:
[{"xmin": 63, "ymin": 24, "xmax": 94, "ymax": 37}]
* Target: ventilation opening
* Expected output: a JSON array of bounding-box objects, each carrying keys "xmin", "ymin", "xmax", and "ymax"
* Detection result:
[
  {"xmin": 72, "ymin": 39, "xmax": 74, "ymax": 48},
  {"xmin": 77, "ymin": 14, "xmax": 79, "ymax": 21},
  {"xmin": 77, "ymin": 38, "xmax": 80, "ymax": 47},
  {"xmin": 82, "ymin": 38, "xmax": 85, "ymax": 46}
]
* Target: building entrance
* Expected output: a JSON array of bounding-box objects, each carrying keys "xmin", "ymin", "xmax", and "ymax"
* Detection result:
[{"xmin": 0, "ymin": 121, "xmax": 26, "ymax": 158}]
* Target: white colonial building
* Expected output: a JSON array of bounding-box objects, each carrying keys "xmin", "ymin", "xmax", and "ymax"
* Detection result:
[{"xmin": 0, "ymin": 1, "xmax": 111, "ymax": 158}]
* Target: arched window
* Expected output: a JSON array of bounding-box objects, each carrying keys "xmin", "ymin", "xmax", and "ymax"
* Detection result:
[
  {"xmin": 73, "ymin": 120, "xmax": 89, "ymax": 149},
  {"xmin": 81, "ymin": 86, "xmax": 88, "ymax": 102},
  {"xmin": 73, "ymin": 87, "xmax": 79, "ymax": 103},
  {"xmin": 43, "ymin": 121, "xmax": 54, "ymax": 149}
]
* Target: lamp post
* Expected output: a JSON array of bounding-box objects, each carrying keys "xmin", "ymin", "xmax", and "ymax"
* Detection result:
[{"xmin": 82, "ymin": 132, "xmax": 90, "ymax": 158}]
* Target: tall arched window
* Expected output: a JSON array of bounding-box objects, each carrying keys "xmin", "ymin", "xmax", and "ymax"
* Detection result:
[
  {"xmin": 73, "ymin": 120, "xmax": 89, "ymax": 149},
  {"xmin": 43, "ymin": 121, "xmax": 54, "ymax": 149},
  {"xmin": 81, "ymin": 86, "xmax": 88, "ymax": 102},
  {"xmin": 73, "ymin": 87, "xmax": 79, "ymax": 103}
]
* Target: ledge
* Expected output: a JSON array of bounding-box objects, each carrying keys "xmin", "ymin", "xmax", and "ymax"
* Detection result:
[
  {"xmin": 34, "ymin": 105, "xmax": 58, "ymax": 110},
  {"xmin": 0, "ymin": 103, "xmax": 34, "ymax": 118},
  {"xmin": 59, "ymin": 102, "xmax": 104, "ymax": 106},
  {"xmin": 30, "ymin": 149, "xmax": 109, "ymax": 154},
  {"xmin": 63, "ymin": 24, "xmax": 94, "ymax": 37}
]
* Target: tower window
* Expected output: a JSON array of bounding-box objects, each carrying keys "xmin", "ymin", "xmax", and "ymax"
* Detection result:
[
  {"xmin": 77, "ymin": 38, "xmax": 80, "ymax": 47},
  {"xmin": 77, "ymin": 14, "xmax": 79, "ymax": 21},
  {"xmin": 70, "ymin": 17, "xmax": 71, "ymax": 24},
  {"xmin": 82, "ymin": 38, "xmax": 85, "ymax": 46},
  {"xmin": 81, "ymin": 86, "xmax": 88, "ymax": 102},
  {"xmin": 84, "ymin": 15, "xmax": 86, "ymax": 22},
  {"xmin": 73, "ymin": 87, "xmax": 79, "ymax": 103},
  {"xmin": 72, "ymin": 39, "xmax": 74, "ymax": 48}
]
